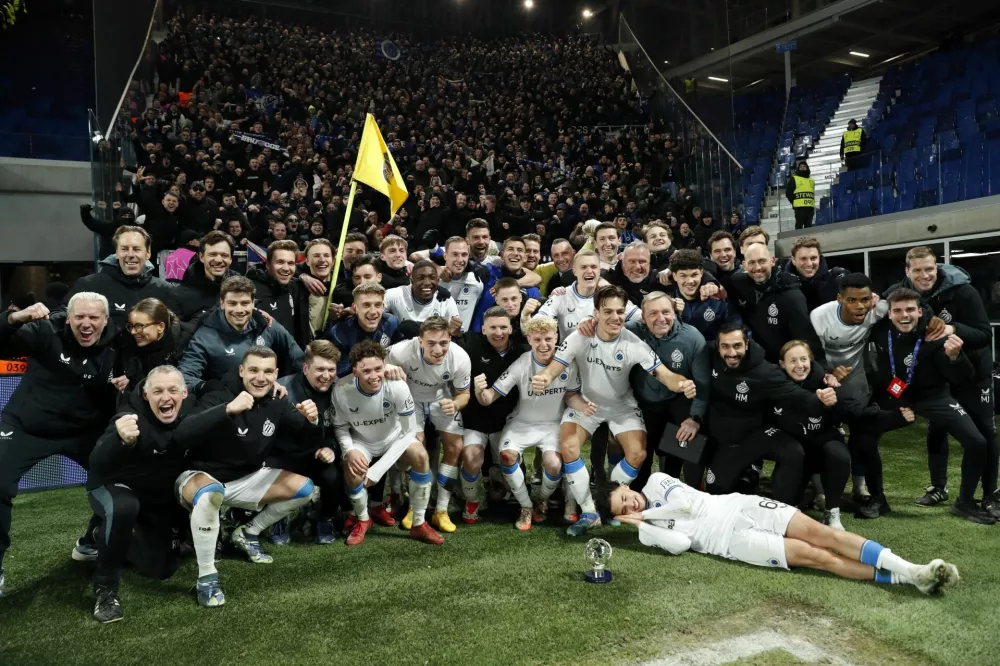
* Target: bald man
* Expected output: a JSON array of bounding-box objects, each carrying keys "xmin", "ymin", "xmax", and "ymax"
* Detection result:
[{"xmin": 726, "ymin": 243, "xmax": 825, "ymax": 365}]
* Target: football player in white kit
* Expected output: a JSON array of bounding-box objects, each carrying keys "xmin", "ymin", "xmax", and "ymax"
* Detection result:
[
  {"xmin": 383, "ymin": 260, "xmax": 463, "ymax": 336},
  {"xmin": 474, "ymin": 315, "xmax": 595, "ymax": 530},
  {"xmin": 387, "ymin": 316, "xmax": 472, "ymax": 534},
  {"xmin": 609, "ymin": 473, "xmax": 961, "ymax": 595},
  {"xmin": 531, "ymin": 285, "xmax": 696, "ymax": 536},
  {"xmin": 523, "ymin": 250, "xmax": 639, "ymax": 341},
  {"xmin": 332, "ymin": 341, "xmax": 443, "ymax": 546}
]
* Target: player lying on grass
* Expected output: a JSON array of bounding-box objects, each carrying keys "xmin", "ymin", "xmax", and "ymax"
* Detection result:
[{"xmin": 610, "ymin": 473, "xmax": 960, "ymax": 594}]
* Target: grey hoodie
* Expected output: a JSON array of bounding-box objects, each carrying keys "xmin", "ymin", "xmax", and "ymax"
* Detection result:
[{"xmin": 627, "ymin": 318, "xmax": 710, "ymax": 418}]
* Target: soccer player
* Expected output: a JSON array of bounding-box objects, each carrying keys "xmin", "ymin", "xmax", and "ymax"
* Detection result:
[
  {"xmin": 387, "ymin": 317, "xmax": 472, "ymax": 533},
  {"xmin": 383, "ymin": 260, "xmax": 462, "ymax": 337},
  {"xmin": 610, "ymin": 473, "xmax": 960, "ymax": 595},
  {"xmin": 437, "ymin": 237, "xmax": 490, "ymax": 332},
  {"xmin": 469, "ymin": 236, "xmax": 541, "ymax": 332},
  {"xmin": 177, "ymin": 346, "xmax": 319, "ymax": 607},
  {"xmin": 475, "ymin": 315, "xmax": 591, "ymax": 529},
  {"xmin": 456, "ymin": 307, "xmax": 528, "ymax": 523},
  {"xmin": 525, "ymin": 250, "xmax": 638, "ymax": 341},
  {"xmin": 87, "ymin": 366, "xmax": 227, "ymax": 622},
  {"xmin": 332, "ymin": 341, "xmax": 443, "ymax": 546},
  {"xmin": 531, "ymin": 285, "xmax": 696, "ymax": 535}
]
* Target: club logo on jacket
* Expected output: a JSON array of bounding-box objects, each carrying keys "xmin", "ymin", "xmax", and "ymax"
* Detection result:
[
  {"xmin": 712, "ymin": 369, "xmax": 718, "ymax": 378},
  {"xmin": 262, "ymin": 418, "xmax": 276, "ymax": 437},
  {"xmin": 256, "ymin": 336, "xmax": 265, "ymax": 346},
  {"xmin": 114, "ymin": 303, "xmax": 126, "ymax": 312},
  {"xmin": 903, "ymin": 353, "xmax": 913, "ymax": 367},
  {"xmin": 773, "ymin": 407, "xmax": 783, "ymax": 416},
  {"xmin": 767, "ymin": 302, "xmax": 779, "ymax": 325},
  {"xmin": 735, "ymin": 380, "xmax": 749, "ymax": 402},
  {"xmin": 938, "ymin": 308, "xmax": 952, "ymax": 323},
  {"xmin": 0, "ymin": 431, "xmax": 11, "ymax": 439},
  {"xmin": 703, "ymin": 308, "xmax": 715, "ymax": 322},
  {"xmin": 59, "ymin": 354, "xmax": 71, "ymax": 364},
  {"xmin": 983, "ymin": 388, "xmax": 992, "ymax": 403},
  {"xmin": 270, "ymin": 302, "xmax": 278, "ymax": 310},
  {"xmin": 237, "ymin": 427, "xmax": 248, "ymax": 437},
  {"xmin": 670, "ymin": 349, "xmax": 684, "ymax": 367},
  {"xmin": 225, "ymin": 348, "xmax": 236, "ymax": 356}
]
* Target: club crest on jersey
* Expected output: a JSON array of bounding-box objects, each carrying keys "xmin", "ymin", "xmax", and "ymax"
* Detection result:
[
  {"xmin": 670, "ymin": 349, "xmax": 684, "ymax": 367},
  {"xmin": 256, "ymin": 336, "xmax": 265, "ymax": 346},
  {"xmin": 383, "ymin": 400, "xmax": 391, "ymax": 410},
  {"xmin": 903, "ymin": 353, "xmax": 913, "ymax": 367},
  {"xmin": 442, "ymin": 372, "xmax": 451, "ymax": 381},
  {"xmin": 559, "ymin": 372, "xmax": 568, "ymax": 381},
  {"xmin": 703, "ymin": 308, "xmax": 715, "ymax": 322},
  {"xmin": 463, "ymin": 286, "xmax": 470, "ymax": 293},
  {"xmin": 262, "ymin": 419, "xmax": 276, "ymax": 437},
  {"xmin": 767, "ymin": 302, "xmax": 779, "ymax": 324},
  {"xmin": 379, "ymin": 334, "xmax": 391, "ymax": 347},
  {"xmin": 706, "ymin": 469, "xmax": 716, "ymax": 484},
  {"xmin": 615, "ymin": 352, "xmax": 625, "ymax": 362},
  {"xmin": 735, "ymin": 381, "xmax": 749, "ymax": 401},
  {"xmin": 938, "ymin": 308, "xmax": 952, "ymax": 323}
]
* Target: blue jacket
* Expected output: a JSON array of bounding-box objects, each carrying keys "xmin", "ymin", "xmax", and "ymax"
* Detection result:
[
  {"xmin": 326, "ymin": 313, "xmax": 401, "ymax": 377},
  {"xmin": 627, "ymin": 318, "xmax": 711, "ymax": 418},
  {"xmin": 470, "ymin": 264, "xmax": 540, "ymax": 332},
  {"xmin": 178, "ymin": 308, "xmax": 304, "ymax": 389},
  {"xmin": 669, "ymin": 286, "xmax": 741, "ymax": 341}
]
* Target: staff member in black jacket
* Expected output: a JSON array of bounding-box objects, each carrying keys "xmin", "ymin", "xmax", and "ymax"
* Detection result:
[
  {"xmin": 853, "ymin": 288, "xmax": 991, "ymax": 524},
  {"xmin": 705, "ymin": 323, "xmax": 837, "ymax": 504},
  {"xmin": 0, "ymin": 294, "xmax": 121, "ymax": 597},
  {"xmin": 247, "ymin": 240, "xmax": 312, "ymax": 349},
  {"xmin": 728, "ymin": 243, "xmax": 825, "ymax": 364},
  {"xmin": 176, "ymin": 346, "xmax": 319, "ymax": 608},
  {"xmin": 890, "ymin": 247, "xmax": 998, "ymax": 517},
  {"xmin": 68, "ymin": 226, "xmax": 177, "ymax": 330},
  {"xmin": 87, "ymin": 366, "xmax": 228, "ymax": 623},
  {"xmin": 173, "ymin": 231, "xmax": 239, "ymax": 320},
  {"xmin": 114, "ymin": 298, "xmax": 194, "ymax": 406},
  {"xmin": 783, "ymin": 237, "xmax": 848, "ymax": 312}
]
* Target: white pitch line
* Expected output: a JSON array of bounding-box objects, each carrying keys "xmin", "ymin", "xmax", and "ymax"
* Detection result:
[{"xmin": 641, "ymin": 630, "xmax": 857, "ymax": 666}]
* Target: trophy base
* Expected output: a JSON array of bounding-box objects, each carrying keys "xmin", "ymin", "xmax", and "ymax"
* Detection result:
[{"xmin": 584, "ymin": 569, "xmax": 613, "ymax": 584}]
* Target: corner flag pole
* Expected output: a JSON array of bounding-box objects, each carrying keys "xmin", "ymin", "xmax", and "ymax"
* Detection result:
[{"xmin": 320, "ymin": 179, "xmax": 358, "ymax": 331}]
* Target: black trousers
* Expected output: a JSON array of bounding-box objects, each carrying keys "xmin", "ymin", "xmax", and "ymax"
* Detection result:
[
  {"xmin": 926, "ymin": 382, "xmax": 998, "ymax": 496},
  {"xmin": 793, "ymin": 207, "xmax": 814, "ymax": 229},
  {"xmin": 803, "ymin": 438, "xmax": 851, "ymax": 509},
  {"xmin": 852, "ymin": 393, "xmax": 987, "ymax": 504},
  {"xmin": 86, "ymin": 484, "xmax": 179, "ymax": 590},
  {"xmin": 634, "ymin": 399, "xmax": 701, "ymax": 490},
  {"xmin": 706, "ymin": 428, "xmax": 805, "ymax": 504},
  {"xmin": 0, "ymin": 421, "xmax": 98, "ymax": 567},
  {"xmin": 590, "ymin": 423, "xmax": 611, "ymax": 486}
]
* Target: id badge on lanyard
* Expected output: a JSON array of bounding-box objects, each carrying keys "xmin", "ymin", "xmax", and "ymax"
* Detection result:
[{"xmin": 886, "ymin": 332, "xmax": 920, "ymax": 398}]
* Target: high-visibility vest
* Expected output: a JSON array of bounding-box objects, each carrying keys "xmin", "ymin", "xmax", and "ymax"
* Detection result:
[
  {"xmin": 843, "ymin": 128, "xmax": 862, "ymax": 154},
  {"xmin": 792, "ymin": 175, "xmax": 815, "ymax": 208},
  {"xmin": 684, "ymin": 78, "xmax": 697, "ymax": 94}
]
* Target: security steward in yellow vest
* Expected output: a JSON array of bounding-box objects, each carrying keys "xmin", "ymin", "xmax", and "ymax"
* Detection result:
[
  {"xmin": 785, "ymin": 160, "xmax": 815, "ymax": 229},
  {"xmin": 840, "ymin": 119, "xmax": 866, "ymax": 170}
]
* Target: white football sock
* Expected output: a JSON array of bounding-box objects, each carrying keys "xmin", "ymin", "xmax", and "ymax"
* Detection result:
[
  {"xmin": 502, "ymin": 461, "xmax": 533, "ymax": 509},
  {"xmin": 564, "ymin": 458, "xmax": 597, "ymax": 514},
  {"xmin": 876, "ymin": 548, "xmax": 916, "ymax": 581},
  {"xmin": 540, "ymin": 468, "xmax": 562, "ymax": 501},
  {"xmin": 190, "ymin": 487, "xmax": 223, "ymax": 578},
  {"xmin": 435, "ymin": 463, "xmax": 458, "ymax": 512},
  {"xmin": 563, "ymin": 478, "xmax": 578, "ymax": 514},
  {"xmin": 245, "ymin": 493, "xmax": 312, "ymax": 536},
  {"xmin": 409, "ymin": 470, "xmax": 432, "ymax": 527},
  {"xmin": 609, "ymin": 458, "xmax": 639, "ymax": 485},
  {"xmin": 460, "ymin": 466, "xmax": 481, "ymax": 502},
  {"xmin": 348, "ymin": 483, "xmax": 370, "ymax": 521}
]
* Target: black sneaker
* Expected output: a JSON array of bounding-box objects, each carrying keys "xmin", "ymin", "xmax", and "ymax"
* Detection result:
[
  {"xmin": 982, "ymin": 491, "xmax": 1000, "ymax": 520},
  {"xmin": 93, "ymin": 585, "xmax": 123, "ymax": 623},
  {"xmin": 915, "ymin": 486, "xmax": 949, "ymax": 506},
  {"xmin": 949, "ymin": 501, "xmax": 997, "ymax": 525},
  {"xmin": 854, "ymin": 495, "xmax": 892, "ymax": 519}
]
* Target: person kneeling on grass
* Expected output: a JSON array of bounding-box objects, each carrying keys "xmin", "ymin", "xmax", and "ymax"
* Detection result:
[
  {"xmin": 87, "ymin": 366, "xmax": 230, "ymax": 623},
  {"xmin": 610, "ymin": 473, "xmax": 960, "ymax": 594},
  {"xmin": 332, "ymin": 341, "xmax": 443, "ymax": 546},
  {"xmin": 176, "ymin": 346, "xmax": 319, "ymax": 608}
]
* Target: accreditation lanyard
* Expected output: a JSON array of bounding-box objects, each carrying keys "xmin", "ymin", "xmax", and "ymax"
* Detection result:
[{"xmin": 886, "ymin": 332, "xmax": 920, "ymax": 398}]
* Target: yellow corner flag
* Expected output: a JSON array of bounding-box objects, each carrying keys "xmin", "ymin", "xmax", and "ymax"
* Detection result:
[{"xmin": 353, "ymin": 113, "xmax": 408, "ymax": 216}]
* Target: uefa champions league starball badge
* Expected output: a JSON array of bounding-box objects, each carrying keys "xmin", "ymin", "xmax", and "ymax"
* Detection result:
[{"xmin": 584, "ymin": 538, "xmax": 613, "ymax": 583}]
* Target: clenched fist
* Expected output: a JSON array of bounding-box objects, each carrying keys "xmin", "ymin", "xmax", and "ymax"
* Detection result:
[
  {"xmin": 315, "ymin": 447, "xmax": 336, "ymax": 464},
  {"xmin": 473, "ymin": 373, "xmax": 488, "ymax": 395},
  {"xmin": 816, "ymin": 387, "xmax": 837, "ymax": 407},
  {"xmin": 943, "ymin": 334, "xmax": 964, "ymax": 361},
  {"xmin": 296, "ymin": 399, "xmax": 319, "ymax": 423},
  {"xmin": 10, "ymin": 303, "xmax": 50, "ymax": 324},
  {"xmin": 226, "ymin": 391, "xmax": 255, "ymax": 416},
  {"xmin": 116, "ymin": 414, "xmax": 140, "ymax": 445},
  {"xmin": 522, "ymin": 298, "xmax": 541, "ymax": 317}
]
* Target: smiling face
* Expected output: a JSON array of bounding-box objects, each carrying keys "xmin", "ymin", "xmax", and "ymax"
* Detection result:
[
  {"xmin": 595, "ymin": 228, "xmax": 619, "ymax": 260},
  {"xmin": 221, "ymin": 290, "xmax": 254, "ymax": 331},
  {"xmin": 743, "ymin": 244, "xmax": 773, "ymax": 285},
  {"xmin": 551, "ymin": 240, "xmax": 575, "ymax": 272},
  {"xmin": 117, "ymin": 231, "xmax": 151, "ymax": 277},
  {"xmin": 353, "ymin": 356, "xmax": 385, "ymax": 393},
  {"xmin": 467, "ymin": 227, "xmax": 491, "ymax": 260},
  {"xmin": 710, "ymin": 238, "xmax": 736, "ymax": 270},
  {"xmin": 239, "ymin": 353, "xmax": 278, "ymax": 399},
  {"xmin": 503, "ymin": 240, "xmax": 525, "ymax": 272},
  {"xmin": 674, "ymin": 267, "xmax": 702, "ymax": 299},
  {"xmin": 268, "ymin": 249, "xmax": 297, "ymax": 285},
  {"xmin": 780, "ymin": 344, "xmax": 812, "ymax": 382},
  {"xmin": 528, "ymin": 329, "xmax": 558, "ymax": 364},
  {"xmin": 419, "ymin": 329, "xmax": 451, "ymax": 365},
  {"xmin": 304, "ymin": 356, "xmax": 337, "ymax": 393},
  {"xmin": 622, "ymin": 246, "xmax": 650, "ymax": 283},
  {"xmin": 351, "ymin": 263, "xmax": 380, "ymax": 287},
  {"xmin": 791, "ymin": 246, "xmax": 820, "ymax": 279},
  {"xmin": 572, "ymin": 253, "xmax": 600, "ymax": 292},
  {"xmin": 641, "ymin": 295, "xmax": 675, "ymax": 337},
  {"xmin": 411, "ymin": 265, "xmax": 439, "ymax": 302},
  {"xmin": 69, "ymin": 299, "xmax": 108, "ymax": 347},
  {"xmin": 128, "ymin": 310, "xmax": 165, "ymax": 347},
  {"xmin": 718, "ymin": 329, "xmax": 747, "ymax": 369},
  {"xmin": 201, "ymin": 241, "xmax": 232, "ymax": 279},
  {"xmin": 381, "ymin": 242, "xmax": 407, "ymax": 269},
  {"xmin": 523, "ymin": 240, "xmax": 541, "ymax": 270},
  {"xmin": 645, "ymin": 226, "xmax": 671, "ymax": 253},
  {"xmin": 889, "ymin": 298, "xmax": 922, "ymax": 333},
  {"xmin": 444, "ymin": 240, "xmax": 470, "ymax": 275},
  {"xmin": 595, "ymin": 295, "xmax": 627, "ymax": 338},
  {"xmin": 144, "ymin": 371, "xmax": 187, "ymax": 424},
  {"xmin": 482, "ymin": 315, "xmax": 512, "ymax": 351},
  {"xmin": 609, "ymin": 484, "xmax": 646, "ymax": 516},
  {"xmin": 342, "ymin": 241, "xmax": 367, "ymax": 269},
  {"xmin": 905, "ymin": 255, "xmax": 938, "ymax": 294},
  {"xmin": 495, "ymin": 286, "xmax": 523, "ymax": 316},
  {"xmin": 353, "ymin": 293, "xmax": 385, "ymax": 333},
  {"xmin": 307, "ymin": 244, "xmax": 333, "ymax": 279}
]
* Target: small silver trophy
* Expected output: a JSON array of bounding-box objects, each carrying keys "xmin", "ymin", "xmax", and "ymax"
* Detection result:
[{"xmin": 584, "ymin": 538, "xmax": 613, "ymax": 583}]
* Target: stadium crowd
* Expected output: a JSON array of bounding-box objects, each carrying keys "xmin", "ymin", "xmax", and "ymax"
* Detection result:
[{"xmin": 0, "ymin": 11, "xmax": 989, "ymax": 624}]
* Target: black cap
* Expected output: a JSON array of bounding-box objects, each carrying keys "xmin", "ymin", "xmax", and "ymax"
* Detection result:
[
  {"xmin": 191, "ymin": 181, "xmax": 206, "ymax": 192},
  {"xmin": 849, "ymin": 118, "xmax": 858, "ymax": 124}
]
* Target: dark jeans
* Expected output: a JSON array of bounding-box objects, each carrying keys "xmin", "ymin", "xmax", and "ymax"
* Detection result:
[
  {"xmin": 793, "ymin": 207, "xmax": 814, "ymax": 229},
  {"xmin": 87, "ymin": 484, "xmax": 179, "ymax": 590},
  {"xmin": 706, "ymin": 428, "xmax": 806, "ymax": 505},
  {"xmin": 926, "ymin": 382, "xmax": 998, "ymax": 496}
]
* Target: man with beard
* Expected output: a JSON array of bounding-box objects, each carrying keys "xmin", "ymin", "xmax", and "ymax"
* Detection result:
[
  {"xmin": 852, "ymin": 288, "xmax": 991, "ymax": 524},
  {"xmin": 469, "ymin": 237, "xmax": 541, "ymax": 333},
  {"xmin": 174, "ymin": 231, "xmax": 240, "ymax": 320},
  {"xmin": 785, "ymin": 161, "xmax": 816, "ymax": 229},
  {"xmin": 705, "ymin": 324, "xmax": 837, "ymax": 503},
  {"xmin": 522, "ymin": 234, "xmax": 543, "ymax": 272},
  {"xmin": 178, "ymin": 276, "xmax": 304, "ymax": 389},
  {"xmin": 377, "ymin": 235, "xmax": 411, "ymax": 290},
  {"xmin": 268, "ymin": 341, "xmax": 343, "ymax": 545},
  {"xmin": 86, "ymin": 366, "xmax": 228, "ymax": 622},
  {"xmin": 627, "ymin": 292, "xmax": 709, "ymax": 488},
  {"xmin": 177, "ymin": 346, "xmax": 319, "ymax": 607},
  {"xmin": 68, "ymin": 226, "xmax": 177, "ymax": 330},
  {"xmin": 454, "ymin": 307, "xmax": 529, "ymax": 524},
  {"xmin": 384, "ymin": 260, "xmax": 462, "ymax": 339},
  {"xmin": 783, "ymin": 237, "xmax": 848, "ymax": 312},
  {"xmin": 728, "ymin": 243, "xmax": 824, "ymax": 364},
  {"xmin": 666, "ymin": 250, "xmax": 740, "ymax": 341},
  {"xmin": 178, "ymin": 181, "xmax": 219, "ymax": 236},
  {"xmin": 465, "ymin": 219, "xmax": 502, "ymax": 267},
  {"xmin": 889, "ymin": 247, "xmax": 997, "ymax": 516},
  {"xmin": 247, "ymin": 240, "xmax": 313, "ymax": 349},
  {"xmin": 532, "ymin": 238, "xmax": 577, "ymax": 297},
  {"xmin": 0, "ymin": 294, "xmax": 120, "ymax": 596},
  {"xmin": 327, "ymin": 283, "xmax": 401, "ymax": 378}
]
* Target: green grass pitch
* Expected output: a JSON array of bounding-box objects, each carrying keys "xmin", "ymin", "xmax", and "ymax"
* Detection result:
[{"xmin": 1, "ymin": 419, "xmax": 999, "ymax": 666}]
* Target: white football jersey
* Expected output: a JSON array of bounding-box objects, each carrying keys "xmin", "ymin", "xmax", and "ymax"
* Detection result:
[
  {"xmin": 553, "ymin": 329, "xmax": 659, "ymax": 406},
  {"xmin": 331, "ymin": 377, "xmax": 415, "ymax": 449},
  {"xmin": 641, "ymin": 472, "xmax": 746, "ymax": 558},
  {"xmin": 383, "ymin": 285, "xmax": 460, "ymax": 324},
  {"xmin": 387, "ymin": 337, "xmax": 472, "ymax": 403},
  {"xmin": 493, "ymin": 351, "xmax": 581, "ymax": 425},
  {"xmin": 809, "ymin": 299, "xmax": 888, "ymax": 371},
  {"xmin": 537, "ymin": 282, "xmax": 639, "ymax": 341},
  {"xmin": 442, "ymin": 271, "xmax": 484, "ymax": 333}
]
